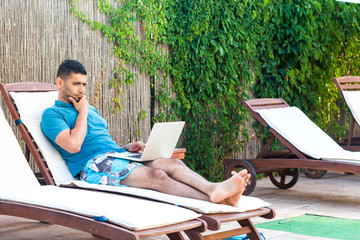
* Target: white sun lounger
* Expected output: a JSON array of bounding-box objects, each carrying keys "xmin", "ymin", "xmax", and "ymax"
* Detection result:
[
  {"xmin": 0, "ymin": 82, "xmax": 275, "ymax": 240},
  {"xmin": 0, "ymin": 103, "xmax": 207, "ymax": 239},
  {"xmin": 224, "ymin": 98, "xmax": 360, "ymax": 194},
  {"xmin": 256, "ymin": 106, "xmax": 360, "ymax": 163}
]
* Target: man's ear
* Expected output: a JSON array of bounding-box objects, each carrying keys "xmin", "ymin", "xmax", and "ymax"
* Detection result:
[{"xmin": 56, "ymin": 77, "xmax": 63, "ymax": 89}]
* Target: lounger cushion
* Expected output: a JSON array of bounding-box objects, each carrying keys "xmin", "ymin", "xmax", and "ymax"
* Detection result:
[
  {"xmin": 0, "ymin": 105, "xmax": 40, "ymax": 187},
  {"xmin": 10, "ymin": 91, "xmax": 270, "ymax": 213},
  {"xmin": 256, "ymin": 106, "xmax": 360, "ymax": 163},
  {"xmin": 0, "ymin": 186, "xmax": 201, "ymax": 230},
  {"xmin": 69, "ymin": 180, "xmax": 269, "ymax": 213},
  {"xmin": 10, "ymin": 91, "xmax": 76, "ymax": 184}
]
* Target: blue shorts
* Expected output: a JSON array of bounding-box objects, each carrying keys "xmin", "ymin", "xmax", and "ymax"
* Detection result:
[{"xmin": 80, "ymin": 153, "xmax": 142, "ymax": 186}]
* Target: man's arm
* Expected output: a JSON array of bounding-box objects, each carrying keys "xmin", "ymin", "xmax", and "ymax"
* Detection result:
[{"xmin": 55, "ymin": 96, "xmax": 89, "ymax": 153}]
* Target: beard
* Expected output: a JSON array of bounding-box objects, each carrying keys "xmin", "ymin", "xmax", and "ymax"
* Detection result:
[{"xmin": 62, "ymin": 93, "xmax": 81, "ymax": 103}]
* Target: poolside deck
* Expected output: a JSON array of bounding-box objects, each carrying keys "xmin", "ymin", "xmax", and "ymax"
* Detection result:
[{"xmin": 1, "ymin": 171, "xmax": 359, "ymax": 240}]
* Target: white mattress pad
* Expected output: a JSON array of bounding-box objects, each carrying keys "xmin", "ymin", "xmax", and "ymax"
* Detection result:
[{"xmin": 256, "ymin": 106, "xmax": 360, "ymax": 163}]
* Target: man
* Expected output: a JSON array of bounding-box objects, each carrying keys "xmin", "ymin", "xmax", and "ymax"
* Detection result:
[{"xmin": 41, "ymin": 59, "xmax": 250, "ymax": 207}]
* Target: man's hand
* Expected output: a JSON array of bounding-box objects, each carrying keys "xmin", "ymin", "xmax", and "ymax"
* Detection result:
[
  {"xmin": 126, "ymin": 141, "xmax": 146, "ymax": 153},
  {"xmin": 55, "ymin": 95, "xmax": 89, "ymax": 153},
  {"xmin": 69, "ymin": 96, "xmax": 89, "ymax": 114}
]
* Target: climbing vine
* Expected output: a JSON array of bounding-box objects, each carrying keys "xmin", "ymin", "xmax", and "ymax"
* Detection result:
[
  {"xmin": 166, "ymin": 0, "xmax": 261, "ymax": 180},
  {"xmin": 254, "ymin": 1, "xmax": 360, "ymax": 140},
  {"xmin": 69, "ymin": 0, "xmax": 171, "ymax": 114},
  {"xmin": 69, "ymin": 0, "xmax": 360, "ymax": 181}
]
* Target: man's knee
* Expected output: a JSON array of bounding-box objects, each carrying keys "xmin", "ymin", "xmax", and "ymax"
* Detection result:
[
  {"xmin": 121, "ymin": 166, "xmax": 169, "ymax": 188},
  {"xmin": 169, "ymin": 158, "xmax": 186, "ymax": 167},
  {"xmin": 166, "ymin": 158, "xmax": 188, "ymax": 177},
  {"xmin": 148, "ymin": 168, "xmax": 169, "ymax": 181}
]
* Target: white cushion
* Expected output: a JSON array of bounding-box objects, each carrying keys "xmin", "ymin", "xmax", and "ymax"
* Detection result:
[
  {"xmin": 343, "ymin": 91, "xmax": 360, "ymax": 128},
  {"xmin": 0, "ymin": 105, "xmax": 40, "ymax": 187},
  {"xmin": 0, "ymin": 185, "xmax": 200, "ymax": 230},
  {"xmin": 70, "ymin": 180, "xmax": 270, "ymax": 213},
  {"xmin": 10, "ymin": 91, "xmax": 76, "ymax": 184},
  {"xmin": 256, "ymin": 106, "xmax": 360, "ymax": 163}
]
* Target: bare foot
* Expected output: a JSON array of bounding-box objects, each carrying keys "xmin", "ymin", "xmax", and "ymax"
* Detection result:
[
  {"xmin": 232, "ymin": 170, "xmax": 250, "ymax": 186},
  {"xmin": 220, "ymin": 171, "xmax": 251, "ymax": 207},
  {"xmin": 209, "ymin": 169, "xmax": 250, "ymax": 204},
  {"xmin": 219, "ymin": 192, "xmax": 242, "ymax": 206}
]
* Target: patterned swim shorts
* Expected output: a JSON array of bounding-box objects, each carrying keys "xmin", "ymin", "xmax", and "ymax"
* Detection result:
[{"xmin": 80, "ymin": 153, "xmax": 142, "ymax": 186}]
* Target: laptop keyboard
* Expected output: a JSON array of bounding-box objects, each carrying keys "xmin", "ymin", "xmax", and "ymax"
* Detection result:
[{"xmin": 126, "ymin": 154, "xmax": 141, "ymax": 159}]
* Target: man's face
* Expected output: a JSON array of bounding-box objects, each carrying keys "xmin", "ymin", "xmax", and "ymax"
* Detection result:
[{"xmin": 58, "ymin": 73, "xmax": 87, "ymax": 104}]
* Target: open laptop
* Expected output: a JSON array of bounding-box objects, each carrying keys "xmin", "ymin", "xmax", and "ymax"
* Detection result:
[{"xmin": 106, "ymin": 121, "xmax": 185, "ymax": 161}]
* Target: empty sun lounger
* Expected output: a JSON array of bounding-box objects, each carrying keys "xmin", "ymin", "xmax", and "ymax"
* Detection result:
[
  {"xmin": 0, "ymin": 102, "xmax": 207, "ymax": 240},
  {"xmin": 333, "ymin": 76, "xmax": 360, "ymax": 151},
  {"xmin": 223, "ymin": 98, "xmax": 360, "ymax": 195},
  {"xmin": 0, "ymin": 82, "xmax": 275, "ymax": 240}
]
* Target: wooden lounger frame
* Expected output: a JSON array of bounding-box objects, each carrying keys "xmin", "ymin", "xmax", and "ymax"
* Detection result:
[
  {"xmin": 223, "ymin": 98, "xmax": 360, "ymax": 195},
  {"xmin": 333, "ymin": 76, "xmax": 360, "ymax": 151},
  {"xmin": 0, "ymin": 200, "xmax": 206, "ymax": 240},
  {"xmin": 0, "ymin": 82, "xmax": 275, "ymax": 240}
]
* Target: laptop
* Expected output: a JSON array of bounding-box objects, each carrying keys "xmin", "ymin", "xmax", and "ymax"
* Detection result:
[{"xmin": 106, "ymin": 121, "xmax": 185, "ymax": 161}]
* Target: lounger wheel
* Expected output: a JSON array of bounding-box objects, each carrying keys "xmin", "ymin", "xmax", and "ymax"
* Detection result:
[
  {"xmin": 269, "ymin": 168, "xmax": 300, "ymax": 189},
  {"xmin": 224, "ymin": 159, "xmax": 257, "ymax": 195},
  {"xmin": 302, "ymin": 169, "xmax": 327, "ymax": 179}
]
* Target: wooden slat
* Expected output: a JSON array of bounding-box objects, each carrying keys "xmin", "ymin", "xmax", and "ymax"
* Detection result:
[
  {"xmin": 336, "ymin": 76, "xmax": 360, "ymax": 84},
  {"xmin": 244, "ymin": 98, "xmax": 288, "ymax": 108},
  {"xmin": 248, "ymin": 158, "xmax": 360, "ymax": 174},
  {"xmin": 341, "ymin": 84, "xmax": 360, "ymax": 90}
]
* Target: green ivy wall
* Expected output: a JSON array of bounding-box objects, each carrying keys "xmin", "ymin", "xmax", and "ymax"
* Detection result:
[
  {"xmin": 71, "ymin": 0, "xmax": 360, "ymax": 181},
  {"xmin": 167, "ymin": 0, "xmax": 360, "ymax": 180}
]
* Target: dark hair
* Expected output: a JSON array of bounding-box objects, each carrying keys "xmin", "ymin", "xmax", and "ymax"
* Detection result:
[{"xmin": 57, "ymin": 59, "xmax": 87, "ymax": 80}]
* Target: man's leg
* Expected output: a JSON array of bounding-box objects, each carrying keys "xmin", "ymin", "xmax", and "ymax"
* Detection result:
[
  {"xmin": 145, "ymin": 158, "xmax": 250, "ymax": 204},
  {"xmin": 120, "ymin": 164, "xmax": 211, "ymax": 202},
  {"xmin": 121, "ymin": 159, "xmax": 250, "ymax": 206}
]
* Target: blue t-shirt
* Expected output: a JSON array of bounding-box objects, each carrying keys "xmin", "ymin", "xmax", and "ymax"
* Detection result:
[{"xmin": 40, "ymin": 100, "xmax": 125, "ymax": 177}]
